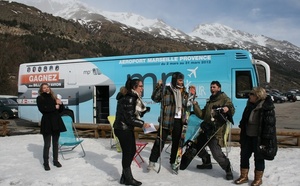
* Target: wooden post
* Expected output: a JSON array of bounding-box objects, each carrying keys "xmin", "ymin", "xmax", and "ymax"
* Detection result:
[{"xmin": 0, "ymin": 120, "xmax": 10, "ymax": 136}]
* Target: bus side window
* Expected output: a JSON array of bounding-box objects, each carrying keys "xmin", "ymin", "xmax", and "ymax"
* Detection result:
[{"xmin": 236, "ymin": 71, "xmax": 253, "ymax": 98}]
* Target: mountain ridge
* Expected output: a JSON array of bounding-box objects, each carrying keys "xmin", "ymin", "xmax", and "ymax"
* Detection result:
[{"xmin": 0, "ymin": 1, "xmax": 299, "ymax": 95}]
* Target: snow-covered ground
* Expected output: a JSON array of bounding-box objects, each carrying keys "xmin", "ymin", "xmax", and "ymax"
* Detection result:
[{"xmin": 1, "ymin": 134, "xmax": 299, "ymax": 186}]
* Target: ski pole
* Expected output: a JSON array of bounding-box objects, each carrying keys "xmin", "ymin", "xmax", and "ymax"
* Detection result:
[
  {"xmin": 157, "ymin": 84, "xmax": 164, "ymax": 174},
  {"xmin": 192, "ymin": 123, "xmax": 225, "ymax": 161}
]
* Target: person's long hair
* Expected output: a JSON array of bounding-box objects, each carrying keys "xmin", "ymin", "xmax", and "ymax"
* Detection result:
[
  {"xmin": 38, "ymin": 83, "xmax": 56, "ymax": 100},
  {"xmin": 125, "ymin": 77, "xmax": 141, "ymax": 92}
]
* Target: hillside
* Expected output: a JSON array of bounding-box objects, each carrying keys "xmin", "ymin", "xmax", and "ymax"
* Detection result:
[{"xmin": 0, "ymin": 1, "xmax": 299, "ymax": 95}]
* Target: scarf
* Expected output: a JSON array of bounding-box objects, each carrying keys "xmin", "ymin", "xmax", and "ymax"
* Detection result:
[
  {"xmin": 170, "ymin": 85, "xmax": 182, "ymax": 116},
  {"xmin": 132, "ymin": 89, "xmax": 147, "ymax": 119}
]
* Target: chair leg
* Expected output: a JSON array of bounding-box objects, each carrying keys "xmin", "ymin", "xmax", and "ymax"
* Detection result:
[
  {"xmin": 80, "ymin": 143, "xmax": 86, "ymax": 158},
  {"xmin": 133, "ymin": 142, "xmax": 148, "ymax": 168}
]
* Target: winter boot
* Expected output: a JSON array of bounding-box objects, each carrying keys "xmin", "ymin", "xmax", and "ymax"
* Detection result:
[
  {"xmin": 234, "ymin": 168, "xmax": 249, "ymax": 184},
  {"xmin": 43, "ymin": 163, "xmax": 50, "ymax": 171},
  {"xmin": 123, "ymin": 167, "xmax": 142, "ymax": 186},
  {"xmin": 53, "ymin": 161, "xmax": 62, "ymax": 168},
  {"xmin": 251, "ymin": 170, "xmax": 263, "ymax": 186},
  {"xmin": 225, "ymin": 163, "xmax": 234, "ymax": 180},
  {"xmin": 120, "ymin": 172, "xmax": 125, "ymax": 185},
  {"xmin": 147, "ymin": 161, "xmax": 155, "ymax": 171},
  {"xmin": 196, "ymin": 154, "xmax": 212, "ymax": 169}
]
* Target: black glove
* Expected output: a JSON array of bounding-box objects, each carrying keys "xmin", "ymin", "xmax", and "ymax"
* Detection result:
[{"xmin": 201, "ymin": 122, "xmax": 216, "ymax": 138}]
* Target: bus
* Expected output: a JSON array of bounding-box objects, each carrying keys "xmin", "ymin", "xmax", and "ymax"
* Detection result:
[{"xmin": 17, "ymin": 49, "xmax": 270, "ymax": 126}]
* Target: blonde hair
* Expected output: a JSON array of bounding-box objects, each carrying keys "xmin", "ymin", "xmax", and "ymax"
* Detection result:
[
  {"xmin": 39, "ymin": 83, "xmax": 56, "ymax": 100},
  {"xmin": 250, "ymin": 87, "xmax": 267, "ymax": 101}
]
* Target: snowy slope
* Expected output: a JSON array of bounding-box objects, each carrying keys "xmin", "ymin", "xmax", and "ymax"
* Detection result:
[{"xmin": 11, "ymin": 0, "xmax": 300, "ymax": 59}]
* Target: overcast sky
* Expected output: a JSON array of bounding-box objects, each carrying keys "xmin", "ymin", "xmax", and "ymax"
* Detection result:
[{"xmin": 82, "ymin": 0, "xmax": 300, "ymax": 47}]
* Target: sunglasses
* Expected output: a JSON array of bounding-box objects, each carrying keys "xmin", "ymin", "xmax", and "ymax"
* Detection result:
[{"xmin": 249, "ymin": 92, "xmax": 255, "ymax": 96}]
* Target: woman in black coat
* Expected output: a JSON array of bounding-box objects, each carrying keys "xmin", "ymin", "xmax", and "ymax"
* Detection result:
[
  {"xmin": 113, "ymin": 78, "xmax": 150, "ymax": 186},
  {"xmin": 37, "ymin": 83, "xmax": 66, "ymax": 171},
  {"xmin": 235, "ymin": 87, "xmax": 277, "ymax": 186}
]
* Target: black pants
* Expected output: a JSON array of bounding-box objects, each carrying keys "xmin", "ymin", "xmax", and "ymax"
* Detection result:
[
  {"xmin": 149, "ymin": 119, "xmax": 183, "ymax": 164},
  {"xmin": 240, "ymin": 135, "xmax": 265, "ymax": 171},
  {"xmin": 114, "ymin": 129, "xmax": 136, "ymax": 169},
  {"xmin": 43, "ymin": 132, "xmax": 60, "ymax": 164}
]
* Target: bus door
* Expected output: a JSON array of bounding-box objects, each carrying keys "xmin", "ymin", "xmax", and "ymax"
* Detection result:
[
  {"xmin": 95, "ymin": 86, "xmax": 110, "ymax": 124},
  {"xmin": 231, "ymin": 69, "xmax": 256, "ymax": 126}
]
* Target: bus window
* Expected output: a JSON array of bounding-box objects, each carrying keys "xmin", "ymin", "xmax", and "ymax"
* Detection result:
[{"xmin": 236, "ymin": 71, "xmax": 253, "ymax": 98}]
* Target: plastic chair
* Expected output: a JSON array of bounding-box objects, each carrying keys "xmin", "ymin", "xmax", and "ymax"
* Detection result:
[
  {"xmin": 107, "ymin": 116, "xmax": 122, "ymax": 152},
  {"xmin": 134, "ymin": 141, "xmax": 148, "ymax": 168},
  {"xmin": 59, "ymin": 115, "xmax": 86, "ymax": 159}
]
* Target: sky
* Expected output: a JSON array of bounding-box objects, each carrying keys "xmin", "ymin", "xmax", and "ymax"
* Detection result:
[
  {"xmin": 1, "ymin": 134, "xmax": 300, "ymax": 186},
  {"xmin": 11, "ymin": 0, "xmax": 300, "ymax": 47},
  {"xmin": 82, "ymin": 0, "xmax": 300, "ymax": 47}
]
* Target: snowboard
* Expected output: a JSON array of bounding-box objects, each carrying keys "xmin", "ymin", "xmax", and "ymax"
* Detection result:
[
  {"xmin": 172, "ymin": 123, "xmax": 187, "ymax": 174},
  {"xmin": 172, "ymin": 114, "xmax": 201, "ymax": 174},
  {"xmin": 180, "ymin": 107, "xmax": 230, "ymax": 170},
  {"xmin": 179, "ymin": 139, "xmax": 200, "ymax": 170}
]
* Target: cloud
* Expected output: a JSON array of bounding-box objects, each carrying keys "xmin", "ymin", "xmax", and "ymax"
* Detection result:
[{"xmin": 250, "ymin": 8, "xmax": 261, "ymax": 18}]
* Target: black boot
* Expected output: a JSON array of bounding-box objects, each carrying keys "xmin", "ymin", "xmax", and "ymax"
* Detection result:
[
  {"xmin": 43, "ymin": 163, "xmax": 50, "ymax": 171},
  {"xmin": 123, "ymin": 167, "xmax": 142, "ymax": 186},
  {"xmin": 225, "ymin": 163, "xmax": 233, "ymax": 180},
  {"xmin": 53, "ymin": 161, "xmax": 62, "ymax": 168},
  {"xmin": 196, "ymin": 154, "xmax": 212, "ymax": 169},
  {"xmin": 120, "ymin": 171, "xmax": 125, "ymax": 184}
]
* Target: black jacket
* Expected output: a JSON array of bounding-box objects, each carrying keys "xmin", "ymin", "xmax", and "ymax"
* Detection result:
[
  {"xmin": 239, "ymin": 95, "xmax": 277, "ymax": 160},
  {"xmin": 113, "ymin": 89, "xmax": 144, "ymax": 131},
  {"xmin": 37, "ymin": 93, "xmax": 67, "ymax": 134}
]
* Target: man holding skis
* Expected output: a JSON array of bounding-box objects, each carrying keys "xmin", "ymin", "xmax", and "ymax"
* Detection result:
[
  {"xmin": 147, "ymin": 72, "xmax": 193, "ymax": 173},
  {"xmin": 192, "ymin": 80, "xmax": 235, "ymax": 180}
]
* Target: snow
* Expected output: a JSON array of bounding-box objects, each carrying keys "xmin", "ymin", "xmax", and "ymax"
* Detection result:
[{"xmin": 1, "ymin": 134, "xmax": 300, "ymax": 186}]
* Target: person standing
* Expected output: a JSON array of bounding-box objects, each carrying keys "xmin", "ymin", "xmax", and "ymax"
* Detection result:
[
  {"xmin": 37, "ymin": 83, "xmax": 66, "ymax": 171},
  {"xmin": 235, "ymin": 87, "xmax": 277, "ymax": 186},
  {"xmin": 192, "ymin": 81, "xmax": 235, "ymax": 180},
  {"xmin": 147, "ymin": 72, "xmax": 190, "ymax": 172},
  {"xmin": 113, "ymin": 78, "xmax": 150, "ymax": 186}
]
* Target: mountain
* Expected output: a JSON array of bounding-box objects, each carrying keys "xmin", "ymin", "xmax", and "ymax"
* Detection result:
[
  {"xmin": 14, "ymin": 0, "xmax": 300, "ymax": 60},
  {"xmin": 1, "ymin": 0, "xmax": 300, "ymax": 95},
  {"xmin": 189, "ymin": 23, "xmax": 300, "ymax": 59}
]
